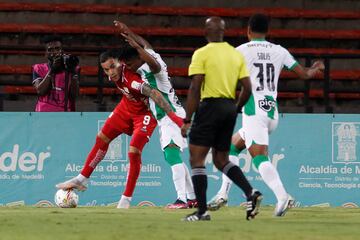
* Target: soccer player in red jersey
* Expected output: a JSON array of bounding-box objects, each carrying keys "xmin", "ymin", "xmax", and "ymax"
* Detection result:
[{"xmin": 56, "ymin": 49, "xmax": 183, "ymax": 208}]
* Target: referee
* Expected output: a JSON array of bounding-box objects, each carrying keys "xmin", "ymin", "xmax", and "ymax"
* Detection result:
[{"xmin": 181, "ymin": 17, "xmax": 262, "ymax": 221}]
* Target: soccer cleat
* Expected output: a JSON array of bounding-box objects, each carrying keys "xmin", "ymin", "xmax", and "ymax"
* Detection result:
[
  {"xmin": 246, "ymin": 190, "xmax": 263, "ymax": 220},
  {"xmin": 55, "ymin": 177, "xmax": 88, "ymax": 191},
  {"xmin": 117, "ymin": 195, "xmax": 131, "ymax": 209},
  {"xmin": 182, "ymin": 211, "xmax": 211, "ymax": 222},
  {"xmin": 187, "ymin": 199, "xmax": 198, "ymax": 209},
  {"xmin": 166, "ymin": 199, "xmax": 188, "ymax": 209},
  {"xmin": 207, "ymin": 196, "xmax": 228, "ymax": 211},
  {"xmin": 274, "ymin": 195, "xmax": 295, "ymax": 217}
]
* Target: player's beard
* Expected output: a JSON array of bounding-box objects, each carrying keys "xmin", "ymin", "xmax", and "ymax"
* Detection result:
[{"xmin": 111, "ymin": 75, "xmax": 120, "ymax": 81}]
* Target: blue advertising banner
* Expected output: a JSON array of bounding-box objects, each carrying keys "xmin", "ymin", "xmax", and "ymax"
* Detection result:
[{"xmin": 0, "ymin": 113, "xmax": 359, "ymax": 208}]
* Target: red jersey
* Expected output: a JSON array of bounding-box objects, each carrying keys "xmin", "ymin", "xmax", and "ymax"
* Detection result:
[{"xmin": 111, "ymin": 65, "xmax": 150, "ymax": 115}]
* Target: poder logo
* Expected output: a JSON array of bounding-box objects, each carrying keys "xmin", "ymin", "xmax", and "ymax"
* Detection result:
[
  {"xmin": 332, "ymin": 122, "xmax": 360, "ymax": 164},
  {"xmin": 0, "ymin": 144, "xmax": 51, "ymax": 172},
  {"xmin": 206, "ymin": 149, "xmax": 285, "ymax": 174}
]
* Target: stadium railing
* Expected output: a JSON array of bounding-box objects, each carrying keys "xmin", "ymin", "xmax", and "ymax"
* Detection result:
[
  {"xmin": 1, "ymin": 23, "xmax": 360, "ymax": 40},
  {"xmin": 0, "ymin": 2, "xmax": 359, "ymax": 19},
  {"xmin": 1, "ymin": 47, "xmax": 359, "ymax": 113},
  {"xmin": 0, "ymin": 63, "xmax": 358, "ymax": 81}
]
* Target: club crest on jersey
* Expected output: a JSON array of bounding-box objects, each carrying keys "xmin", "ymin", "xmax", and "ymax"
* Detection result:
[
  {"xmin": 131, "ymin": 81, "xmax": 142, "ymax": 90},
  {"xmin": 258, "ymin": 98, "xmax": 276, "ymax": 112},
  {"xmin": 118, "ymin": 87, "xmax": 136, "ymax": 101},
  {"xmin": 119, "ymin": 87, "xmax": 129, "ymax": 94}
]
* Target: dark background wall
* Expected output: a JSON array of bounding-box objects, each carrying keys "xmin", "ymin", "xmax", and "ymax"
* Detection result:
[{"xmin": 0, "ymin": 0, "xmax": 359, "ymax": 112}]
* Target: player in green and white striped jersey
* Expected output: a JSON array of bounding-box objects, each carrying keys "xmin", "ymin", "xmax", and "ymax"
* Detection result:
[
  {"xmin": 208, "ymin": 14, "xmax": 324, "ymax": 216},
  {"xmin": 114, "ymin": 21, "xmax": 196, "ymax": 209}
]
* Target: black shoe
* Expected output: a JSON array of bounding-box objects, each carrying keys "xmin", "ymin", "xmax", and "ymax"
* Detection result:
[
  {"xmin": 182, "ymin": 211, "xmax": 211, "ymax": 221},
  {"xmin": 246, "ymin": 190, "xmax": 263, "ymax": 220}
]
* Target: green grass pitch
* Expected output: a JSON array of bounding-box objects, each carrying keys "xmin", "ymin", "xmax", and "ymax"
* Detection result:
[{"xmin": 1, "ymin": 206, "xmax": 359, "ymax": 240}]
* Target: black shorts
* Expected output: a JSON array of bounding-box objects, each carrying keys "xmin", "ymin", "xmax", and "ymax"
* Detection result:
[{"xmin": 189, "ymin": 98, "xmax": 237, "ymax": 151}]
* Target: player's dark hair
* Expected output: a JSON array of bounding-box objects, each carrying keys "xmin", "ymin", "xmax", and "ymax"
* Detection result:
[
  {"xmin": 248, "ymin": 13, "xmax": 269, "ymax": 34},
  {"xmin": 119, "ymin": 45, "xmax": 139, "ymax": 61},
  {"xmin": 99, "ymin": 49, "xmax": 121, "ymax": 63},
  {"xmin": 42, "ymin": 35, "xmax": 63, "ymax": 44}
]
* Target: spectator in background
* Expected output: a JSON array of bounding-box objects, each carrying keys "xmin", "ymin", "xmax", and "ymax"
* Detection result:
[{"xmin": 32, "ymin": 36, "xmax": 80, "ymax": 111}]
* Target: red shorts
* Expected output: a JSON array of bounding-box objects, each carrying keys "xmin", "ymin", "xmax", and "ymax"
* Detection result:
[{"xmin": 101, "ymin": 108, "xmax": 157, "ymax": 151}]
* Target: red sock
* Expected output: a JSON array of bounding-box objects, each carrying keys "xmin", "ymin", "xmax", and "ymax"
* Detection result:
[
  {"xmin": 123, "ymin": 152, "xmax": 142, "ymax": 197},
  {"xmin": 81, "ymin": 136, "xmax": 109, "ymax": 178}
]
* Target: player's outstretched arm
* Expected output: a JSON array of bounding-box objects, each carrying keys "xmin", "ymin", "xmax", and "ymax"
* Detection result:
[
  {"xmin": 141, "ymin": 83, "xmax": 183, "ymax": 128},
  {"xmin": 114, "ymin": 21, "xmax": 152, "ymax": 49},
  {"xmin": 292, "ymin": 60, "xmax": 325, "ymax": 80},
  {"xmin": 236, "ymin": 76, "xmax": 252, "ymax": 112},
  {"xmin": 120, "ymin": 32, "xmax": 161, "ymax": 74},
  {"xmin": 114, "ymin": 21, "xmax": 160, "ymax": 73}
]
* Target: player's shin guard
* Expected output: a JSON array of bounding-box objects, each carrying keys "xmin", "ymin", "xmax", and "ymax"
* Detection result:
[
  {"xmin": 255, "ymin": 155, "xmax": 287, "ymax": 202},
  {"xmin": 170, "ymin": 164, "xmax": 187, "ymax": 202},
  {"xmin": 221, "ymin": 161, "xmax": 253, "ymax": 198},
  {"xmin": 183, "ymin": 163, "xmax": 196, "ymax": 200},
  {"xmin": 191, "ymin": 167, "xmax": 207, "ymax": 214},
  {"xmin": 123, "ymin": 152, "xmax": 142, "ymax": 197},
  {"xmin": 81, "ymin": 136, "xmax": 109, "ymax": 178}
]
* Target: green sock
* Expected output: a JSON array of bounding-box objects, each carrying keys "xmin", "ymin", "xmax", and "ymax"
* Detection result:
[
  {"xmin": 229, "ymin": 144, "xmax": 241, "ymax": 156},
  {"xmin": 164, "ymin": 146, "xmax": 182, "ymax": 166},
  {"xmin": 252, "ymin": 155, "xmax": 269, "ymax": 169}
]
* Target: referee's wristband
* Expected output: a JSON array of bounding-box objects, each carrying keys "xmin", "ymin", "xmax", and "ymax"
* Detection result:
[{"xmin": 183, "ymin": 119, "xmax": 191, "ymax": 124}]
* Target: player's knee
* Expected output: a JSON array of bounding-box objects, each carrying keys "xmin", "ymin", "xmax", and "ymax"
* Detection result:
[
  {"xmin": 213, "ymin": 156, "xmax": 230, "ymax": 171},
  {"xmin": 130, "ymin": 133, "xmax": 149, "ymax": 152},
  {"xmin": 97, "ymin": 131, "xmax": 111, "ymax": 144},
  {"xmin": 213, "ymin": 160, "xmax": 223, "ymax": 171},
  {"xmin": 129, "ymin": 146, "xmax": 141, "ymax": 155},
  {"xmin": 128, "ymin": 148, "xmax": 142, "ymax": 166},
  {"xmin": 231, "ymin": 134, "xmax": 245, "ymax": 150},
  {"xmin": 188, "ymin": 156, "xmax": 204, "ymax": 168},
  {"xmin": 95, "ymin": 135, "xmax": 110, "ymax": 149},
  {"xmin": 213, "ymin": 148, "xmax": 228, "ymax": 161}
]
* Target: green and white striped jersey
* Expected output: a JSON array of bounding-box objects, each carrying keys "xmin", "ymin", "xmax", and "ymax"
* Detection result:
[
  {"xmin": 136, "ymin": 48, "xmax": 184, "ymax": 120},
  {"xmin": 236, "ymin": 39, "xmax": 298, "ymax": 119}
]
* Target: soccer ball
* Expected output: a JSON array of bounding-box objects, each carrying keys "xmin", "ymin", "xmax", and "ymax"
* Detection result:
[{"xmin": 54, "ymin": 189, "xmax": 79, "ymax": 208}]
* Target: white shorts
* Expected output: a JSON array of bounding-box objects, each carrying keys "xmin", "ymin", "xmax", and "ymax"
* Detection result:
[
  {"xmin": 238, "ymin": 114, "xmax": 278, "ymax": 149},
  {"xmin": 158, "ymin": 111, "xmax": 188, "ymax": 151}
]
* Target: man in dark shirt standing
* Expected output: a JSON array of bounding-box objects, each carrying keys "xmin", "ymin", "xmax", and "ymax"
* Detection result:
[{"xmin": 181, "ymin": 17, "xmax": 262, "ymax": 221}]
